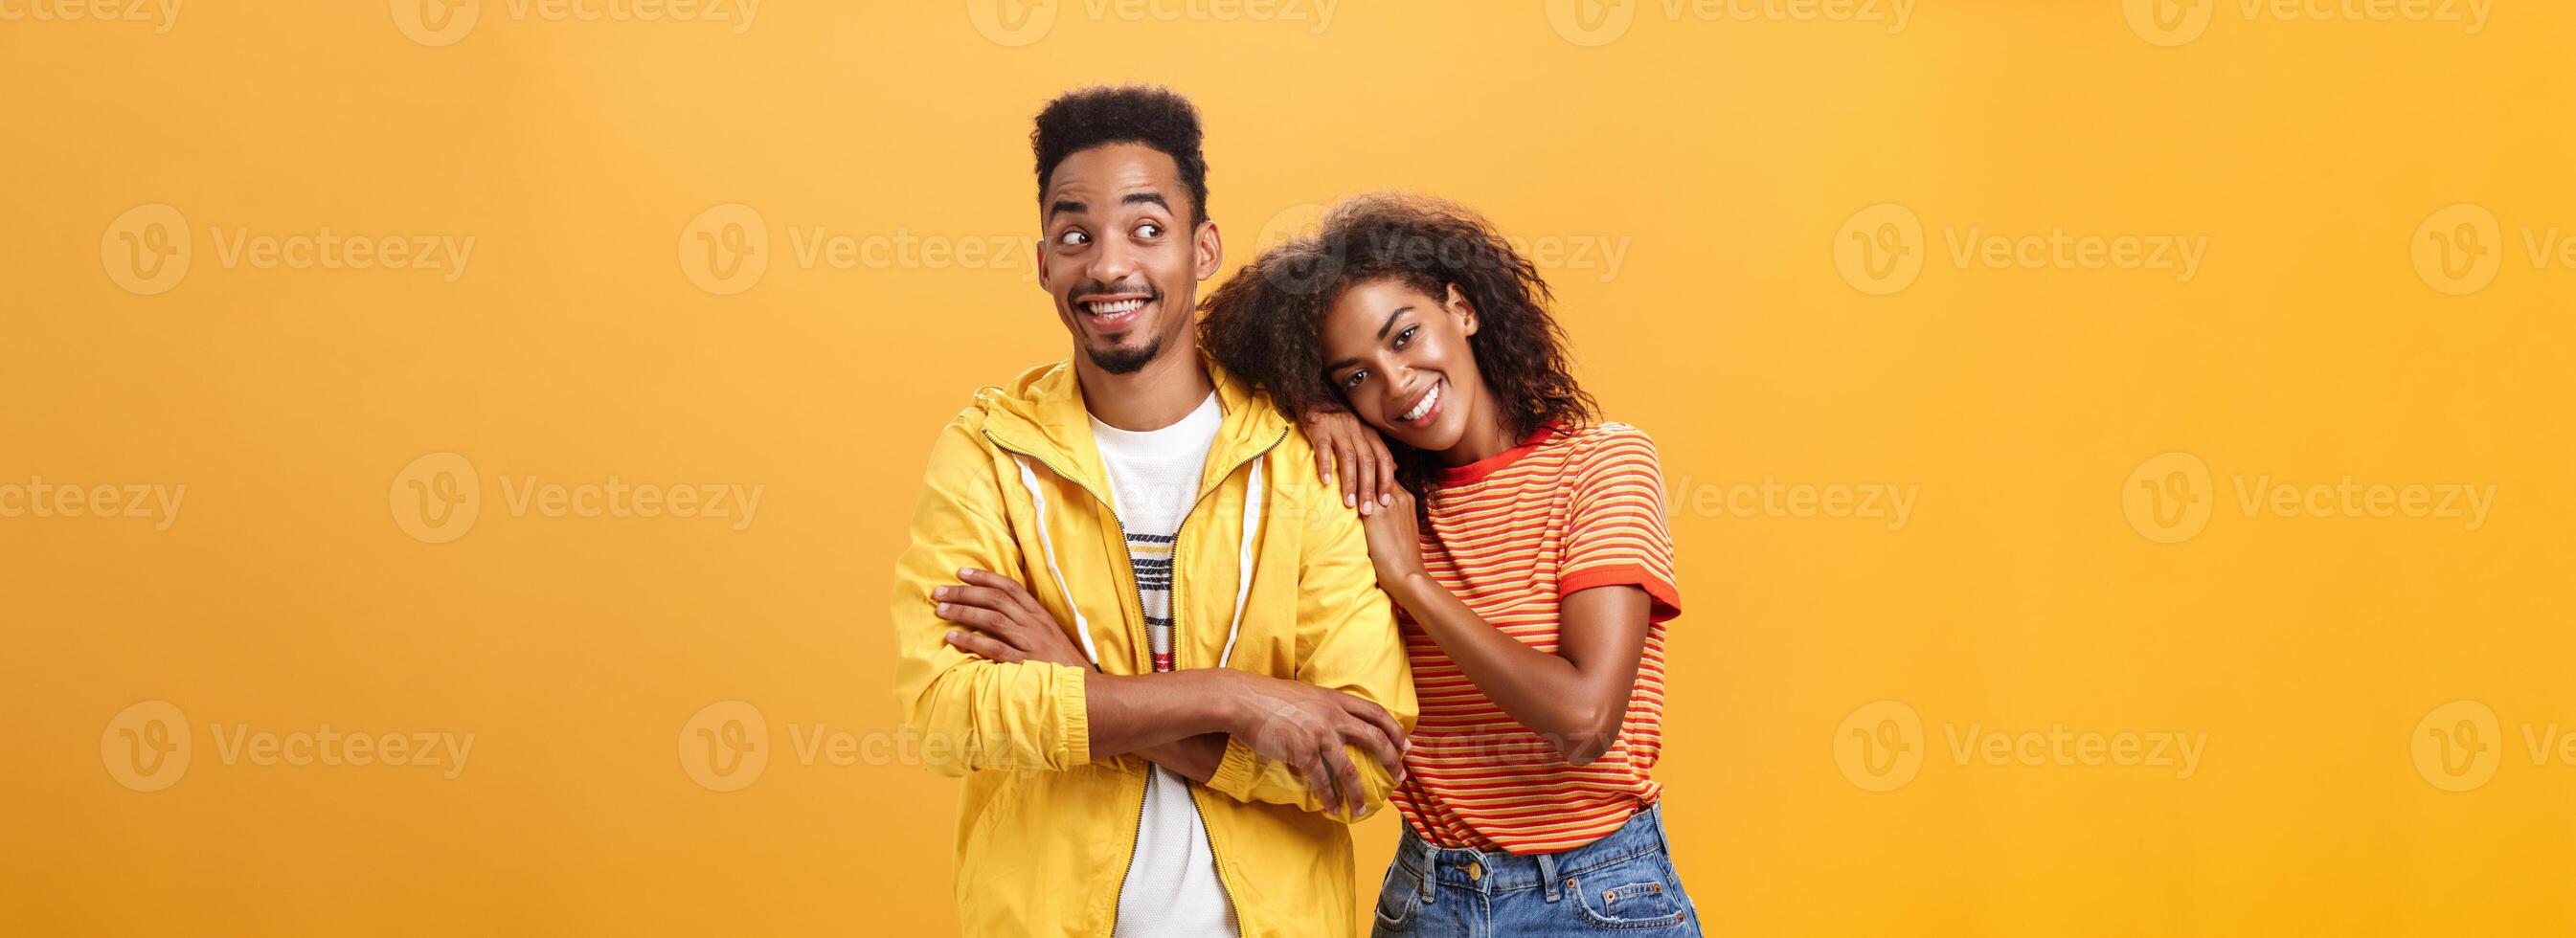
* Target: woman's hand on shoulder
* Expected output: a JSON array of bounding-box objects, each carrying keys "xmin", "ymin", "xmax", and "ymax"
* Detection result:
[{"xmin": 1301, "ymin": 409, "xmax": 1395, "ymax": 516}]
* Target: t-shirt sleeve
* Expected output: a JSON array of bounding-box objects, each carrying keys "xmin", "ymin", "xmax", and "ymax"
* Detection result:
[{"xmin": 1557, "ymin": 427, "xmax": 1683, "ymax": 622}]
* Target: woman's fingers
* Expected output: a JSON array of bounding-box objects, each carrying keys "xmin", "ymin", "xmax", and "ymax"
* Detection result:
[
  {"xmin": 943, "ymin": 629, "xmax": 1022, "ymax": 663},
  {"xmin": 1367, "ymin": 435, "xmax": 1397, "ymax": 508}
]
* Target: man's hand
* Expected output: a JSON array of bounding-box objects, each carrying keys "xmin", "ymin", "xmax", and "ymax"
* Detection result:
[
  {"xmin": 1304, "ymin": 409, "xmax": 1395, "ymax": 517},
  {"xmin": 936, "ymin": 568, "xmax": 1091, "ymax": 669},
  {"xmin": 1223, "ymin": 672, "xmax": 1410, "ymax": 817}
]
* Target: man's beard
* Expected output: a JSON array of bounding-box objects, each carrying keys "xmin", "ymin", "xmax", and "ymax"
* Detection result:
[{"xmin": 1086, "ymin": 332, "xmax": 1164, "ymax": 375}]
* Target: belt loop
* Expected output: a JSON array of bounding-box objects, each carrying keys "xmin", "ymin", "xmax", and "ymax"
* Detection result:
[{"xmin": 1537, "ymin": 851, "xmax": 1562, "ymax": 904}]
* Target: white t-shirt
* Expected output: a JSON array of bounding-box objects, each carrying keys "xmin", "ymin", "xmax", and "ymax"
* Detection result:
[{"xmin": 1093, "ymin": 391, "xmax": 1236, "ymax": 938}]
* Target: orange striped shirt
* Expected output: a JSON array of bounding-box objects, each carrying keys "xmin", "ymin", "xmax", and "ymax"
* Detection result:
[{"xmin": 1390, "ymin": 422, "xmax": 1683, "ymax": 854}]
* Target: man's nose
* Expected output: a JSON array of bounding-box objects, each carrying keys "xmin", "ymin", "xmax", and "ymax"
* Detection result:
[{"xmin": 1086, "ymin": 238, "xmax": 1140, "ymax": 286}]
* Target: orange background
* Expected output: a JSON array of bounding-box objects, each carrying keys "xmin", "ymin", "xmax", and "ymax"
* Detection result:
[{"xmin": 7, "ymin": 1, "xmax": 2573, "ymax": 935}]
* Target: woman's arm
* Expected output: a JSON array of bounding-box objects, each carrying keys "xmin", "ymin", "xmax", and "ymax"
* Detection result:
[{"xmin": 1364, "ymin": 487, "xmax": 1651, "ymax": 766}]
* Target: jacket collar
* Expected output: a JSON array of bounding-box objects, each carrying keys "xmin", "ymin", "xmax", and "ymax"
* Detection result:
[{"xmin": 977, "ymin": 352, "xmax": 1289, "ymax": 497}]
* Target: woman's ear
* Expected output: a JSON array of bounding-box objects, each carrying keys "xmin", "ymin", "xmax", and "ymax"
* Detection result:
[{"xmin": 1445, "ymin": 282, "xmax": 1479, "ymax": 336}]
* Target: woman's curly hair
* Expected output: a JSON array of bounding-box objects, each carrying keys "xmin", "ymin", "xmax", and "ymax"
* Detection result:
[{"xmin": 1201, "ymin": 192, "xmax": 1596, "ymax": 496}]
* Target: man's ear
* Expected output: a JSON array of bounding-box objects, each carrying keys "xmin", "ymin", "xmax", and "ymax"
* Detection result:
[
  {"xmin": 1446, "ymin": 282, "xmax": 1479, "ymax": 336},
  {"xmin": 1193, "ymin": 218, "xmax": 1224, "ymax": 280},
  {"xmin": 1033, "ymin": 235, "xmax": 1052, "ymax": 292}
]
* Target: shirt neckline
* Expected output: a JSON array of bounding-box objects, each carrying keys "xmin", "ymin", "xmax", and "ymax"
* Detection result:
[{"xmin": 1435, "ymin": 424, "xmax": 1565, "ymax": 486}]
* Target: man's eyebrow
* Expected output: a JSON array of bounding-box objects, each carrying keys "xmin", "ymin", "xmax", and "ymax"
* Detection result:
[
  {"xmin": 1048, "ymin": 198, "xmax": 1086, "ymax": 218},
  {"xmin": 1120, "ymin": 191, "xmax": 1170, "ymax": 212}
]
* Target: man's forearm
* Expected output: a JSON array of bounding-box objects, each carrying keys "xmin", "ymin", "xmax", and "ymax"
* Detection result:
[
  {"xmin": 1085, "ymin": 670, "xmax": 1240, "ymax": 759},
  {"xmin": 1135, "ymin": 734, "xmax": 1228, "ymax": 783}
]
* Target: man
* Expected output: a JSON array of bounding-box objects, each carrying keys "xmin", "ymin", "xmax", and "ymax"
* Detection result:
[{"xmin": 891, "ymin": 85, "xmax": 1416, "ymax": 937}]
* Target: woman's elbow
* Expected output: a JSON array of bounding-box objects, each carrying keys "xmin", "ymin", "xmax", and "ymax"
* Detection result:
[{"xmin": 1549, "ymin": 707, "xmax": 1627, "ymax": 767}]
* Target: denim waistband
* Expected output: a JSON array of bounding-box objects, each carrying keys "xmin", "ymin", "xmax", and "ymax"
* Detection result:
[{"xmin": 1393, "ymin": 801, "xmax": 1670, "ymax": 896}]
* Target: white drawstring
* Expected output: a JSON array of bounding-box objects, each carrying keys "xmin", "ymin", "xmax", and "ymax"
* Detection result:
[
  {"xmin": 1217, "ymin": 458, "xmax": 1261, "ymax": 669},
  {"xmin": 1011, "ymin": 454, "xmax": 1264, "ymax": 671},
  {"xmin": 1013, "ymin": 456, "xmax": 1102, "ymax": 667}
]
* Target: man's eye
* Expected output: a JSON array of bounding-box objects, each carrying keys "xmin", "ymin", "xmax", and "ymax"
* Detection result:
[
  {"xmin": 1393, "ymin": 325, "xmax": 1418, "ymax": 348},
  {"xmin": 1136, "ymin": 222, "xmax": 1163, "ymax": 238},
  {"xmin": 1058, "ymin": 230, "xmax": 1091, "ymax": 247}
]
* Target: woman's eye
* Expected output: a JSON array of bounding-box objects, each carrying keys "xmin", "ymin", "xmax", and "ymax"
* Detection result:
[
  {"xmin": 1136, "ymin": 222, "xmax": 1163, "ymax": 238},
  {"xmin": 1342, "ymin": 370, "xmax": 1368, "ymax": 391},
  {"xmin": 1058, "ymin": 230, "xmax": 1090, "ymax": 247},
  {"xmin": 1393, "ymin": 325, "xmax": 1418, "ymax": 348}
]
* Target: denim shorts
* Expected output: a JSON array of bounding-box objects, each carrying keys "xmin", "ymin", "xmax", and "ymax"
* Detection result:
[{"xmin": 1370, "ymin": 801, "xmax": 1701, "ymax": 936}]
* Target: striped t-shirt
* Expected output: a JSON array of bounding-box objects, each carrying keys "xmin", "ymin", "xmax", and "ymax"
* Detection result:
[{"xmin": 1390, "ymin": 422, "xmax": 1682, "ymax": 855}]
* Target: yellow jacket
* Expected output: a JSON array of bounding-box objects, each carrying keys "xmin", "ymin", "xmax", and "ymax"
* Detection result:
[{"xmin": 891, "ymin": 358, "xmax": 1416, "ymax": 937}]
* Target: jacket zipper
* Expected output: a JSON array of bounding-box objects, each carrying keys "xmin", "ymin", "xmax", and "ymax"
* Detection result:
[
  {"xmin": 986, "ymin": 424, "xmax": 1289, "ymax": 936},
  {"xmin": 1168, "ymin": 426, "xmax": 1286, "ymax": 934}
]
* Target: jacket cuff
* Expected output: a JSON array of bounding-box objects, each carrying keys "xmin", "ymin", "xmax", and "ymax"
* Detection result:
[
  {"xmin": 1208, "ymin": 734, "xmax": 1263, "ymax": 800},
  {"xmin": 1055, "ymin": 665, "xmax": 1092, "ymax": 769}
]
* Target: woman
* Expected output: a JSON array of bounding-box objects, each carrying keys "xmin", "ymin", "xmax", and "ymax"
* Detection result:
[{"xmin": 1202, "ymin": 193, "xmax": 1698, "ymax": 936}]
